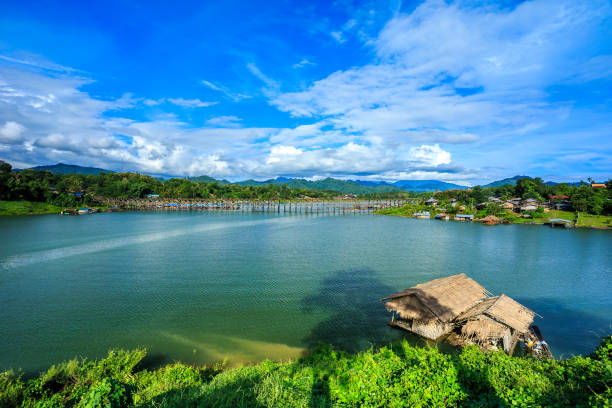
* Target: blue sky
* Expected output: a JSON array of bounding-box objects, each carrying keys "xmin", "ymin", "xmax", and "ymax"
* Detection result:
[{"xmin": 0, "ymin": 0, "xmax": 610, "ymax": 184}]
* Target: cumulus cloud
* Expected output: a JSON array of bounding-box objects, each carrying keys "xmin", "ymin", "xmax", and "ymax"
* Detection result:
[
  {"xmin": 0, "ymin": 0, "xmax": 609, "ymax": 182},
  {"xmin": 0, "ymin": 121, "xmax": 26, "ymax": 144},
  {"xmin": 271, "ymin": 0, "xmax": 611, "ymax": 178},
  {"xmin": 407, "ymin": 144, "xmax": 451, "ymax": 167}
]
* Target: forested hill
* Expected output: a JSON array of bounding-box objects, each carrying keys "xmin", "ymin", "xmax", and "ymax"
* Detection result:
[
  {"xmin": 188, "ymin": 175, "xmax": 231, "ymax": 185},
  {"xmin": 235, "ymin": 177, "xmax": 406, "ymax": 194},
  {"xmin": 27, "ymin": 163, "xmax": 113, "ymax": 175},
  {"xmin": 481, "ymin": 175, "xmax": 531, "ymax": 188},
  {"xmin": 387, "ymin": 179, "xmax": 465, "ymax": 192},
  {"xmin": 481, "ymin": 175, "xmax": 587, "ymax": 188},
  {"xmin": 15, "ymin": 162, "xmax": 593, "ymax": 194}
]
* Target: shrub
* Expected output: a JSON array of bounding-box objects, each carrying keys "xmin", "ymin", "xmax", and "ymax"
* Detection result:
[{"xmin": 1, "ymin": 337, "xmax": 611, "ymax": 407}]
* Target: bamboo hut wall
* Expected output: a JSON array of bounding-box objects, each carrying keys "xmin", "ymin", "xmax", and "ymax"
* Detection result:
[{"xmin": 410, "ymin": 319, "xmax": 453, "ymax": 340}]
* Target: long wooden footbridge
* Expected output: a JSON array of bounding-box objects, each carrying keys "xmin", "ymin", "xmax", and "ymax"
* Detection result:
[{"xmin": 93, "ymin": 197, "xmax": 409, "ymax": 214}]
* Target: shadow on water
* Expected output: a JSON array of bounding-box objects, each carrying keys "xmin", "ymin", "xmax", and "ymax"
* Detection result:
[
  {"xmin": 135, "ymin": 352, "xmax": 175, "ymax": 372},
  {"xmin": 516, "ymin": 297, "xmax": 612, "ymax": 358},
  {"xmin": 301, "ymin": 267, "xmax": 414, "ymax": 354}
]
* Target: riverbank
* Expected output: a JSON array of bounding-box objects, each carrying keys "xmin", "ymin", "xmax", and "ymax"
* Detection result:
[
  {"xmin": 376, "ymin": 206, "xmax": 612, "ymax": 230},
  {"xmin": 1, "ymin": 336, "xmax": 609, "ymax": 407},
  {"xmin": 0, "ymin": 201, "xmax": 63, "ymax": 216}
]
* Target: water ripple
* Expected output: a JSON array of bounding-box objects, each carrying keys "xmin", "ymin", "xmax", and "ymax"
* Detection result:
[{"xmin": 0, "ymin": 216, "xmax": 296, "ymax": 270}]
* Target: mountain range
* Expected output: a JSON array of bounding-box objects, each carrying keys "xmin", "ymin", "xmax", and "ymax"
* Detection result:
[
  {"xmin": 21, "ymin": 163, "xmax": 583, "ymax": 193},
  {"xmin": 28, "ymin": 163, "xmax": 111, "ymax": 175},
  {"xmin": 480, "ymin": 175, "xmax": 586, "ymax": 188}
]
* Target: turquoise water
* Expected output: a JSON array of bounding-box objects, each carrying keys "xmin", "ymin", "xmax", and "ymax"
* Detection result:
[{"xmin": 1, "ymin": 212, "xmax": 611, "ymax": 373}]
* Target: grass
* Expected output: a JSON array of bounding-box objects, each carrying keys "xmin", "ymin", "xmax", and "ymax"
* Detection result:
[
  {"xmin": 506, "ymin": 210, "xmax": 576, "ymax": 224},
  {"xmin": 1, "ymin": 336, "xmax": 610, "ymax": 407},
  {"xmin": 375, "ymin": 204, "xmax": 437, "ymax": 218},
  {"xmin": 0, "ymin": 200, "xmax": 63, "ymax": 216},
  {"xmin": 576, "ymin": 212, "xmax": 612, "ymax": 229}
]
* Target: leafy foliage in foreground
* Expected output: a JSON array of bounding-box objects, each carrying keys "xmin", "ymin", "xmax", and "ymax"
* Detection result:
[{"xmin": 1, "ymin": 336, "xmax": 610, "ymax": 408}]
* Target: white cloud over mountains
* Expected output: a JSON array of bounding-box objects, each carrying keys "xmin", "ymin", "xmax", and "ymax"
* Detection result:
[{"xmin": 0, "ymin": 0, "xmax": 610, "ymax": 182}]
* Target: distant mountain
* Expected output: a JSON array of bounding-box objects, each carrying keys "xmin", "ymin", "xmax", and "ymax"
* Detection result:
[
  {"xmin": 234, "ymin": 177, "xmax": 405, "ymax": 194},
  {"xmin": 481, "ymin": 175, "xmax": 586, "ymax": 188},
  {"xmin": 349, "ymin": 179, "xmax": 466, "ymax": 192},
  {"xmin": 188, "ymin": 175, "xmax": 231, "ymax": 185},
  {"xmin": 391, "ymin": 180, "xmax": 466, "ymax": 192},
  {"xmin": 184, "ymin": 175, "xmax": 467, "ymax": 194},
  {"xmin": 28, "ymin": 163, "xmax": 113, "ymax": 175},
  {"xmin": 480, "ymin": 175, "xmax": 531, "ymax": 188}
]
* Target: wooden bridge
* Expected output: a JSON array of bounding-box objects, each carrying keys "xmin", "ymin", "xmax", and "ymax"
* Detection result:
[{"xmin": 93, "ymin": 197, "xmax": 408, "ymax": 214}]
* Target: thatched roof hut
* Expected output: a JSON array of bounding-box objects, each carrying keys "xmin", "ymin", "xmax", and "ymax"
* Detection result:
[
  {"xmin": 459, "ymin": 294, "xmax": 534, "ymax": 332},
  {"xmin": 380, "ymin": 274, "xmax": 489, "ymax": 340},
  {"xmin": 456, "ymin": 294, "xmax": 535, "ymax": 353},
  {"xmin": 382, "ymin": 275, "xmax": 541, "ymax": 355},
  {"xmin": 479, "ymin": 215, "xmax": 503, "ymax": 225}
]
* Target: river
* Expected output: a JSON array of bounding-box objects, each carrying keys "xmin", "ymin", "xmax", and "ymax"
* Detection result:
[{"xmin": 1, "ymin": 212, "xmax": 610, "ymax": 372}]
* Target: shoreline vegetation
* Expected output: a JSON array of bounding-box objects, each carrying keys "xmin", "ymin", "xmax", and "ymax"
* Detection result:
[
  {"xmin": 375, "ymin": 205, "xmax": 612, "ymax": 230},
  {"xmin": 1, "ymin": 159, "xmax": 610, "ymax": 228},
  {"xmin": 0, "ymin": 200, "xmax": 64, "ymax": 216},
  {"xmin": 1, "ymin": 336, "xmax": 610, "ymax": 407}
]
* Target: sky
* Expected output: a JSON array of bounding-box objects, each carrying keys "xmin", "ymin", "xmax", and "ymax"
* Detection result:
[{"xmin": 0, "ymin": 0, "xmax": 610, "ymax": 185}]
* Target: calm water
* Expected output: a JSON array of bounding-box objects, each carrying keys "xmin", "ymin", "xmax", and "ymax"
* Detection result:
[{"xmin": 1, "ymin": 212, "xmax": 611, "ymax": 373}]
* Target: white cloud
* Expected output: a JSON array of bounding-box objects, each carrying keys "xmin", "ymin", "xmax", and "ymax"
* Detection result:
[
  {"xmin": 0, "ymin": 54, "xmax": 78, "ymax": 73},
  {"xmin": 269, "ymin": 0, "xmax": 611, "ymax": 181},
  {"xmin": 266, "ymin": 145, "xmax": 303, "ymax": 164},
  {"xmin": 330, "ymin": 31, "xmax": 347, "ymax": 44},
  {"xmin": 0, "ymin": 121, "xmax": 26, "ymax": 144},
  {"xmin": 166, "ymin": 98, "xmax": 217, "ymax": 108},
  {"xmin": 143, "ymin": 98, "xmax": 164, "ymax": 106},
  {"xmin": 293, "ymin": 59, "xmax": 316, "ymax": 69},
  {"xmin": 407, "ymin": 144, "xmax": 451, "ymax": 167},
  {"xmin": 205, "ymin": 115, "xmax": 242, "ymax": 127},
  {"xmin": 1, "ymin": 0, "xmax": 609, "ymax": 183},
  {"xmin": 255, "ymin": 142, "xmax": 457, "ymax": 179},
  {"xmin": 246, "ymin": 63, "xmax": 279, "ymax": 90},
  {"xmin": 200, "ymin": 80, "xmax": 250, "ymax": 101}
]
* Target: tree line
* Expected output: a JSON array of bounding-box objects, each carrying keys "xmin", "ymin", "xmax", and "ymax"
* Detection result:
[
  {"xmin": 0, "ymin": 160, "xmax": 341, "ymax": 206},
  {"xmin": 1, "ymin": 160, "xmax": 609, "ymax": 214},
  {"xmin": 432, "ymin": 177, "xmax": 612, "ymax": 215}
]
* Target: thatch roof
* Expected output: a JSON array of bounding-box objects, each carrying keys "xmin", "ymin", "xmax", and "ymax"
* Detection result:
[
  {"xmin": 457, "ymin": 294, "xmax": 534, "ymax": 333},
  {"xmin": 381, "ymin": 274, "xmax": 488, "ymax": 323},
  {"xmin": 479, "ymin": 215, "xmax": 501, "ymax": 223},
  {"xmin": 461, "ymin": 316, "xmax": 509, "ymax": 341}
]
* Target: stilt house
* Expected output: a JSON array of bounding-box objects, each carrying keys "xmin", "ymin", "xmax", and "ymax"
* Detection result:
[
  {"xmin": 380, "ymin": 274, "xmax": 489, "ymax": 340},
  {"xmin": 381, "ymin": 274, "xmax": 540, "ymax": 355}
]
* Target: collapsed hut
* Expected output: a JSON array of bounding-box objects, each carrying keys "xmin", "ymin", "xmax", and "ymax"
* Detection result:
[
  {"xmin": 479, "ymin": 215, "xmax": 503, "ymax": 225},
  {"xmin": 455, "ymin": 294, "xmax": 535, "ymax": 354},
  {"xmin": 381, "ymin": 274, "xmax": 547, "ymax": 356},
  {"xmin": 380, "ymin": 274, "xmax": 489, "ymax": 340}
]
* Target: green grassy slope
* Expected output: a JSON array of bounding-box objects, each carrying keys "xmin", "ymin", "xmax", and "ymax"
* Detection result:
[
  {"xmin": 1, "ymin": 336, "xmax": 610, "ymax": 407},
  {"xmin": 0, "ymin": 201, "xmax": 63, "ymax": 216}
]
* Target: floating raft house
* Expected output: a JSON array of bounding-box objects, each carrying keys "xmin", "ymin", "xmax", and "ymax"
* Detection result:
[{"xmin": 381, "ymin": 274, "xmax": 549, "ymax": 356}]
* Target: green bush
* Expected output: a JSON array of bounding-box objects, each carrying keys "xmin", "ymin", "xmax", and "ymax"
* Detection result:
[{"xmin": 1, "ymin": 336, "xmax": 611, "ymax": 407}]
